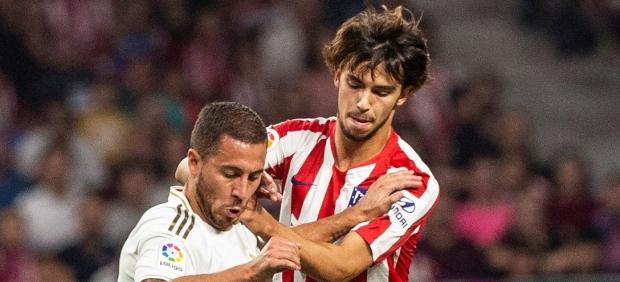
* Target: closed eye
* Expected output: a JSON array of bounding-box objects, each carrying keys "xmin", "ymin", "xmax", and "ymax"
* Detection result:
[
  {"xmin": 249, "ymin": 171, "xmax": 263, "ymax": 182},
  {"xmin": 347, "ymin": 80, "xmax": 363, "ymax": 89},
  {"xmin": 221, "ymin": 168, "xmax": 241, "ymax": 179}
]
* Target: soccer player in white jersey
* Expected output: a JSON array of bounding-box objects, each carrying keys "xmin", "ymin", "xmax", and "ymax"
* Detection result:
[
  {"xmin": 118, "ymin": 102, "xmax": 303, "ymax": 282},
  {"xmin": 177, "ymin": 5, "xmax": 438, "ymax": 282}
]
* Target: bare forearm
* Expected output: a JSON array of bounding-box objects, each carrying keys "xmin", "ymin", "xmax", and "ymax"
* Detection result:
[
  {"xmin": 264, "ymin": 223, "xmax": 371, "ymax": 281},
  {"xmin": 155, "ymin": 262, "xmax": 266, "ymax": 282},
  {"xmin": 291, "ymin": 206, "xmax": 366, "ymax": 242}
]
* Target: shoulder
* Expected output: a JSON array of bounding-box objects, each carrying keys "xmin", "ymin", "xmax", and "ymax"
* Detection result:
[
  {"xmin": 389, "ymin": 136, "xmax": 432, "ymax": 173},
  {"xmin": 134, "ymin": 202, "xmax": 196, "ymax": 240},
  {"xmin": 269, "ymin": 117, "xmax": 335, "ymax": 136},
  {"xmin": 388, "ymin": 136, "xmax": 440, "ymax": 201},
  {"xmin": 267, "ymin": 118, "xmax": 335, "ymax": 154}
]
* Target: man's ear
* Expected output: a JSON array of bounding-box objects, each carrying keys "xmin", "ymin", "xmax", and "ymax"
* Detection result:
[
  {"xmin": 333, "ymin": 68, "xmax": 341, "ymax": 88},
  {"xmin": 396, "ymin": 86, "xmax": 415, "ymax": 107},
  {"xmin": 187, "ymin": 148, "xmax": 202, "ymax": 179}
]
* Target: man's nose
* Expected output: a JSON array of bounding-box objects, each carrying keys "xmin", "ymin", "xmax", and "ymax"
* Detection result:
[
  {"xmin": 231, "ymin": 178, "xmax": 251, "ymax": 200},
  {"xmin": 356, "ymin": 90, "xmax": 371, "ymax": 112}
]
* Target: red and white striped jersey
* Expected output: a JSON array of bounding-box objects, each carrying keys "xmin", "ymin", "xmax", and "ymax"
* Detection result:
[{"xmin": 265, "ymin": 117, "xmax": 440, "ymax": 282}]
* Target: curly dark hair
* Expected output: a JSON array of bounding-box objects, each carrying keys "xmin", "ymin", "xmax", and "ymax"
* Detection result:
[{"xmin": 322, "ymin": 5, "xmax": 431, "ymax": 92}]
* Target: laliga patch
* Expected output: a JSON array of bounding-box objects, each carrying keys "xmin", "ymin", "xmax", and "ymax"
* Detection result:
[
  {"xmin": 266, "ymin": 128, "xmax": 280, "ymax": 152},
  {"xmin": 158, "ymin": 240, "xmax": 186, "ymax": 274}
]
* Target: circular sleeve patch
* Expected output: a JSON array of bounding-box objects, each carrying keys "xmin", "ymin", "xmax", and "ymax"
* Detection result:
[
  {"xmin": 266, "ymin": 128, "xmax": 280, "ymax": 152},
  {"xmin": 158, "ymin": 240, "xmax": 186, "ymax": 274}
]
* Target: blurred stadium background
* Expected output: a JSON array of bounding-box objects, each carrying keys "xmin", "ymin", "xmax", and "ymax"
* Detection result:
[{"xmin": 1, "ymin": 0, "xmax": 619, "ymax": 281}]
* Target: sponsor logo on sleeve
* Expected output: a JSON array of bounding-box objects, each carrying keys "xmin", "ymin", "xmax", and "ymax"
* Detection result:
[
  {"xmin": 390, "ymin": 195, "xmax": 416, "ymax": 229},
  {"xmin": 266, "ymin": 128, "xmax": 279, "ymax": 152},
  {"xmin": 396, "ymin": 196, "xmax": 416, "ymax": 213},
  {"xmin": 159, "ymin": 241, "xmax": 185, "ymax": 273}
]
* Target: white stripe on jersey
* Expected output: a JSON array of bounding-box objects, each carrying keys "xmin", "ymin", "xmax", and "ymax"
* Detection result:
[
  {"xmin": 367, "ymin": 260, "xmax": 389, "ymax": 281},
  {"xmin": 276, "ymin": 131, "xmax": 325, "ymax": 226},
  {"xmin": 334, "ymin": 163, "xmax": 375, "ymax": 214},
  {"xmin": 370, "ymin": 188, "xmax": 430, "ymax": 261},
  {"xmin": 397, "ymin": 137, "xmax": 437, "ymax": 181},
  {"xmin": 298, "ymin": 137, "xmax": 334, "ymax": 224}
]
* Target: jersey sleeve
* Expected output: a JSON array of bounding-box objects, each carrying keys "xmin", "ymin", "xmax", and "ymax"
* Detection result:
[
  {"xmin": 265, "ymin": 125, "xmax": 288, "ymax": 179},
  {"xmin": 134, "ymin": 235, "xmax": 192, "ymax": 281},
  {"xmin": 265, "ymin": 118, "xmax": 332, "ymax": 180},
  {"xmin": 353, "ymin": 173, "xmax": 440, "ymax": 263}
]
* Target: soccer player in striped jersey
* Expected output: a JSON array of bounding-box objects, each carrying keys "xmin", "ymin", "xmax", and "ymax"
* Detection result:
[
  {"xmin": 178, "ymin": 5, "xmax": 438, "ymax": 282},
  {"xmin": 248, "ymin": 6, "xmax": 438, "ymax": 281},
  {"xmin": 118, "ymin": 102, "xmax": 302, "ymax": 282}
]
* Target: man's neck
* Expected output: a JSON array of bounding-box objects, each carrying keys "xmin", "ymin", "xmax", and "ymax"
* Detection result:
[
  {"xmin": 334, "ymin": 124, "xmax": 391, "ymax": 171},
  {"xmin": 185, "ymin": 183, "xmax": 209, "ymax": 225}
]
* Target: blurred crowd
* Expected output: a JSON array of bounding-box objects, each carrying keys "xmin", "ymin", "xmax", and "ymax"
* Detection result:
[{"xmin": 0, "ymin": 0, "xmax": 619, "ymax": 281}]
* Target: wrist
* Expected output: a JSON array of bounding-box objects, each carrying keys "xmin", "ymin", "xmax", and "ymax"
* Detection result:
[
  {"xmin": 246, "ymin": 260, "xmax": 266, "ymax": 282},
  {"xmin": 344, "ymin": 205, "xmax": 369, "ymax": 226}
]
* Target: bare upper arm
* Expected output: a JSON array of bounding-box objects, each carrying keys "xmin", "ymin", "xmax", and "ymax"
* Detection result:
[
  {"xmin": 299, "ymin": 230, "xmax": 374, "ymax": 282},
  {"xmin": 336, "ymin": 231, "xmax": 374, "ymax": 271}
]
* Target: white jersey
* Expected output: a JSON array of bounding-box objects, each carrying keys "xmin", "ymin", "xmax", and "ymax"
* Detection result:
[{"xmin": 118, "ymin": 186, "xmax": 260, "ymax": 282}]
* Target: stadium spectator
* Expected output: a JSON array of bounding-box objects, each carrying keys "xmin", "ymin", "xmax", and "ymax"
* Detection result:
[
  {"xmin": 417, "ymin": 195, "xmax": 492, "ymax": 279},
  {"xmin": 15, "ymin": 140, "xmax": 83, "ymax": 254},
  {"xmin": 58, "ymin": 194, "xmax": 116, "ymax": 281},
  {"xmin": 542, "ymin": 149, "xmax": 601, "ymax": 273},
  {"xmin": 453, "ymin": 156, "xmax": 514, "ymax": 249},
  {"xmin": 595, "ymin": 171, "xmax": 620, "ymax": 272},
  {"xmin": 0, "ymin": 208, "xmax": 38, "ymax": 282},
  {"xmin": 15, "ymin": 100, "xmax": 105, "ymax": 191},
  {"xmin": 104, "ymin": 162, "xmax": 159, "ymax": 246},
  {"xmin": 0, "ymin": 136, "xmax": 28, "ymax": 209}
]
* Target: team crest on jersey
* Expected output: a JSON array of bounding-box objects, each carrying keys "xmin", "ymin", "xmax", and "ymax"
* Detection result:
[
  {"xmin": 266, "ymin": 128, "xmax": 279, "ymax": 152},
  {"xmin": 348, "ymin": 186, "xmax": 368, "ymax": 207},
  {"xmin": 158, "ymin": 240, "xmax": 185, "ymax": 273}
]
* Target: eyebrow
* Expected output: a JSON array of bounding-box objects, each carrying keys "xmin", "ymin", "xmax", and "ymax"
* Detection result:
[
  {"xmin": 347, "ymin": 74, "xmax": 397, "ymax": 92},
  {"xmin": 372, "ymin": 85, "xmax": 397, "ymax": 93},
  {"xmin": 221, "ymin": 165, "xmax": 264, "ymax": 175},
  {"xmin": 347, "ymin": 74, "xmax": 363, "ymax": 84}
]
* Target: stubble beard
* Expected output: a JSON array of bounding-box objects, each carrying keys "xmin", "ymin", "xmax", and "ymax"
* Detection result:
[
  {"xmin": 196, "ymin": 175, "xmax": 234, "ymax": 231},
  {"xmin": 337, "ymin": 111, "xmax": 391, "ymax": 142}
]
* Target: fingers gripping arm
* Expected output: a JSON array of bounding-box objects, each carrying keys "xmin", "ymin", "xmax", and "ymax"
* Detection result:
[
  {"xmin": 175, "ymin": 157, "xmax": 190, "ymax": 185},
  {"xmin": 159, "ymin": 237, "xmax": 300, "ymax": 282},
  {"xmin": 290, "ymin": 171, "xmax": 422, "ymax": 242}
]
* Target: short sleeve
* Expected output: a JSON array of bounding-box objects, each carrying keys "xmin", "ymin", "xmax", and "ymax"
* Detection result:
[
  {"xmin": 353, "ymin": 187, "xmax": 438, "ymax": 263},
  {"xmin": 134, "ymin": 236, "xmax": 191, "ymax": 281}
]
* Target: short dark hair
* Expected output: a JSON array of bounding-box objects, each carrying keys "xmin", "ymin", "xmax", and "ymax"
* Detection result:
[
  {"xmin": 322, "ymin": 5, "xmax": 431, "ymax": 92},
  {"xmin": 190, "ymin": 102, "xmax": 266, "ymax": 157}
]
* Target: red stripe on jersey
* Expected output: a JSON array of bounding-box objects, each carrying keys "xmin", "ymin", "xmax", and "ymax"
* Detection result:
[
  {"xmin": 357, "ymin": 214, "xmax": 392, "ymax": 245},
  {"xmin": 316, "ymin": 168, "xmax": 345, "ymax": 219},
  {"xmin": 386, "ymin": 252, "xmax": 400, "ymax": 282},
  {"xmin": 282, "ymin": 270, "xmax": 293, "ymax": 282},
  {"xmin": 388, "ymin": 148, "xmax": 430, "ymax": 198},
  {"xmin": 290, "ymin": 138, "xmax": 327, "ymax": 220},
  {"xmin": 272, "ymin": 118, "xmax": 332, "ymax": 139},
  {"xmin": 267, "ymin": 155, "xmax": 293, "ymax": 183},
  {"xmin": 393, "ymin": 231, "xmax": 419, "ymax": 281}
]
